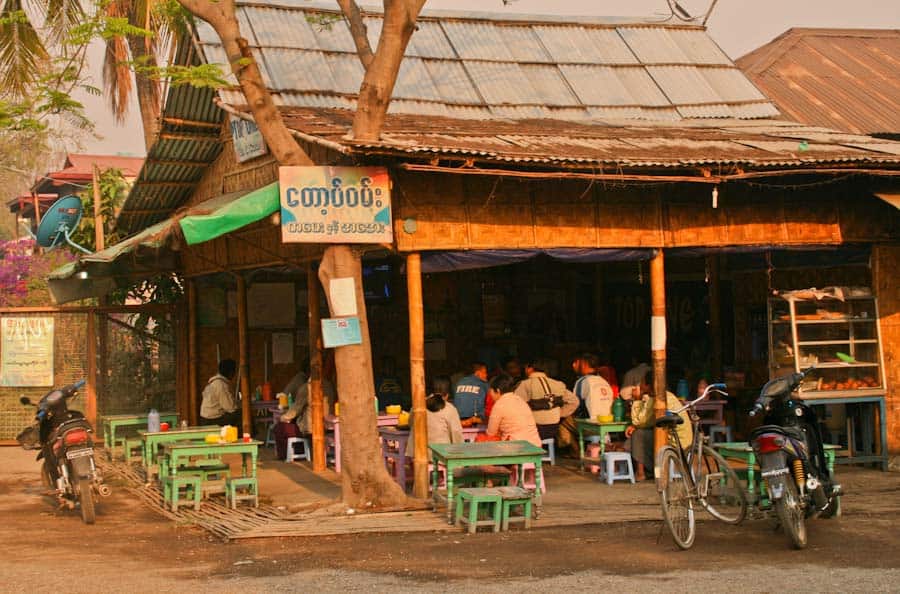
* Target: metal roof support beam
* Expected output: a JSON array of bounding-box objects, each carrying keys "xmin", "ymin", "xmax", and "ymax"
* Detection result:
[
  {"xmin": 158, "ymin": 132, "xmax": 221, "ymax": 142},
  {"xmin": 161, "ymin": 117, "xmax": 222, "ymax": 129}
]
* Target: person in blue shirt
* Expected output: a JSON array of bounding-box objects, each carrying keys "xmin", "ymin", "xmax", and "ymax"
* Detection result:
[{"xmin": 452, "ymin": 362, "xmax": 489, "ymax": 422}]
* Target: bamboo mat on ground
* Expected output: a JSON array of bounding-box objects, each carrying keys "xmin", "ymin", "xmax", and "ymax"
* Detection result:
[{"xmin": 97, "ymin": 457, "xmax": 452, "ymax": 540}]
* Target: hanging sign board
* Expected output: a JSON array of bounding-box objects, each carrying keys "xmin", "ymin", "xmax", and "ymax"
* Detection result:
[
  {"xmin": 321, "ymin": 317, "xmax": 363, "ymax": 348},
  {"xmin": 279, "ymin": 166, "xmax": 393, "ymax": 244},
  {"xmin": 1, "ymin": 317, "xmax": 54, "ymax": 386},
  {"xmin": 229, "ymin": 115, "xmax": 268, "ymax": 163}
]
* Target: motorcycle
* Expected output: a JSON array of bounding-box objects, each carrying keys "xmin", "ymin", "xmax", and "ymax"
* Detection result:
[
  {"xmin": 748, "ymin": 367, "xmax": 842, "ymax": 549},
  {"xmin": 15, "ymin": 380, "xmax": 110, "ymax": 524}
]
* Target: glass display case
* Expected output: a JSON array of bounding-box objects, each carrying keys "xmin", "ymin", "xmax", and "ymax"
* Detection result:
[{"xmin": 768, "ymin": 291, "xmax": 886, "ymax": 398}]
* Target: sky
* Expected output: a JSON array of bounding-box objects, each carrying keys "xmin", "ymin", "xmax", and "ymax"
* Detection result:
[{"xmin": 77, "ymin": 0, "xmax": 900, "ymax": 157}]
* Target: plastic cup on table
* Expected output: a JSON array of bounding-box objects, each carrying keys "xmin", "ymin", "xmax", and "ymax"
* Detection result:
[
  {"xmin": 243, "ymin": 432, "xmax": 251, "ymax": 443},
  {"xmin": 160, "ymin": 422, "xmax": 169, "ymax": 432}
]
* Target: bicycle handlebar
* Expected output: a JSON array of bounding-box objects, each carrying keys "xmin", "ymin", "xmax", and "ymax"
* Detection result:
[{"xmin": 670, "ymin": 382, "xmax": 728, "ymax": 415}]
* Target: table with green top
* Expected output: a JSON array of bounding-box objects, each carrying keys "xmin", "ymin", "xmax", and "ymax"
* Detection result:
[
  {"xmin": 139, "ymin": 426, "xmax": 222, "ymax": 471},
  {"xmin": 574, "ymin": 419, "xmax": 630, "ymax": 471},
  {"xmin": 713, "ymin": 441, "xmax": 840, "ymax": 515},
  {"xmin": 159, "ymin": 440, "xmax": 262, "ymax": 482},
  {"xmin": 429, "ymin": 440, "xmax": 545, "ymax": 524},
  {"xmin": 101, "ymin": 412, "xmax": 179, "ymax": 459}
]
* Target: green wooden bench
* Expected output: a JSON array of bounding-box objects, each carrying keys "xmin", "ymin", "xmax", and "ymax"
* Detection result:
[
  {"xmin": 162, "ymin": 474, "xmax": 202, "ymax": 512},
  {"xmin": 455, "ymin": 487, "xmax": 502, "ymax": 533}
]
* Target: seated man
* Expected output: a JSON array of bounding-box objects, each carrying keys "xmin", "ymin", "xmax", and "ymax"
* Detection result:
[
  {"xmin": 485, "ymin": 373, "xmax": 542, "ymax": 447},
  {"xmin": 626, "ymin": 370, "xmax": 692, "ymax": 481},
  {"xmin": 452, "ymin": 362, "xmax": 489, "ymax": 426},
  {"xmin": 514, "ymin": 359, "xmax": 578, "ymax": 442},
  {"xmin": 199, "ymin": 359, "xmax": 240, "ymax": 427}
]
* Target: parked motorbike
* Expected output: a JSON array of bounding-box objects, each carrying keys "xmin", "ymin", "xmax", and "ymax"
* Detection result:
[
  {"xmin": 748, "ymin": 367, "xmax": 842, "ymax": 549},
  {"xmin": 15, "ymin": 380, "xmax": 110, "ymax": 524}
]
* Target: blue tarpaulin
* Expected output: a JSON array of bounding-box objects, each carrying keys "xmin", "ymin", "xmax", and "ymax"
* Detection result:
[{"xmin": 420, "ymin": 248, "xmax": 656, "ymax": 273}]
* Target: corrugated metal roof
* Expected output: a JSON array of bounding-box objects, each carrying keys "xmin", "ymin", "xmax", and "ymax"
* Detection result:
[
  {"xmin": 191, "ymin": 3, "xmax": 779, "ymax": 123},
  {"xmin": 275, "ymin": 106, "xmax": 900, "ymax": 169},
  {"xmin": 737, "ymin": 28, "xmax": 900, "ymax": 135},
  {"xmin": 117, "ymin": 39, "xmax": 224, "ymax": 234}
]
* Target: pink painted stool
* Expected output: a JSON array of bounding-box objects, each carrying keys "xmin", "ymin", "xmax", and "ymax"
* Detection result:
[
  {"xmin": 514, "ymin": 463, "xmax": 547, "ymax": 494},
  {"xmin": 586, "ymin": 443, "xmax": 602, "ymax": 474}
]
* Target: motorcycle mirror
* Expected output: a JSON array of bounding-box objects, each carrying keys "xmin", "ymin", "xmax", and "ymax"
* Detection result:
[{"xmin": 19, "ymin": 396, "xmax": 32, "ymax": 405}]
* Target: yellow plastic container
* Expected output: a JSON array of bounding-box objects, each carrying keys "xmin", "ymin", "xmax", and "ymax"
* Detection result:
[
  {"xmin": 223, "ymin": 425, "xmax": 238, "ymax": 443},
  {"xmin": 385, "ymin": 405, "xmax": 402, "ymax": 415},
  {"xmin": 397, "ymin": 411, "xmax": 410, "ymax": 427},
  {"xmin": 204, "ymin": 434, "xmax": 220, "ymax": 444},
  {"xmin": 597, "ymin": 414, "xmax": 614, "ymax": 423}
]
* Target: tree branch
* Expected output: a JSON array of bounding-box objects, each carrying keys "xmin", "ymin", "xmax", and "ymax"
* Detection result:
[
  {"xmin": 176, "ymin": 0, "xmax": 312, "ymax": 166},
  {"xmin": 350, "ymin": 0, "xmax": 425, "ymax": 141},
  {"xmin": 336, "ymin": 0, "xmax": 374, "ymax": 70}
]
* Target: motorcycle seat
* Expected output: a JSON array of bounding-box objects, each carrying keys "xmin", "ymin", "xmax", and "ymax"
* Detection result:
[{"xmin": 654, "ymin": 414, "xmax": 684, "ymax": 428}]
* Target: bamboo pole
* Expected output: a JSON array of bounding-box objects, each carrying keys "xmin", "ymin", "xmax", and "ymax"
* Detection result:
[
  {"xmin": 236, "ymin": 275, "xmax": 251, "ymax": 435},
  {"xmin": 187, "ymin": 280, "xmax": 199, "ymax": 426},
  {"xmin": 308, "ymin": 262, "xmax": 326, "ymax": 472},
  {"xmin": 85, "ymin": 311, "xmax": 98, "ymax": 429},
  {"xmin": 406, "ymin": 253, "xmax": 428, "ymax": 499},
  {"xmin": 650, "ymin": 249, "xmax": 668, "ymax": 454},
  {"xmin": 92, "ymin": 165, "xmax": 105, "ymax": 251},
  {"xmin": 707, "ymin": 254, "xmax": 723, "ymax": 381}
]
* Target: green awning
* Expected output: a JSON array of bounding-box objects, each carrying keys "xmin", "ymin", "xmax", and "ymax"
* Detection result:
[
  {"xmin": 179, "ymin": 183, "xmax": 279, "ymax": 245},
  {"xmin": 47, "ymin": 183, "xmax": 280, "ymax": 303}
]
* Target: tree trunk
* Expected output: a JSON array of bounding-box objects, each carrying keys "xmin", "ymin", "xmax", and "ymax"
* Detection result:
[
  {"xmin": 318, "ymin": 245, "xmax": 408, "ymax": 508},
  {"xmin": 176, "ymin": 0, "xmax": 313, "ymax": 166},
  {"xmin": 126, "ymin": 34, "xmax": 161, "ymax": 152},
  {"xmin": 349, "ymin": 0, "xmax": 425, "ymax": 141}
]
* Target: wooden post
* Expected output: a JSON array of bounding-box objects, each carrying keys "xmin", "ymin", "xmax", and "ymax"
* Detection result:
[
  {"xmin": 85, "ymin": 311, "xmax": 98, "ymax": 429},
  {"xmin": 407, "ymin": 253, "xmax": 428, "ymax": 499},
  {"xmin": 236, "ymin": 275, "xmax": 252, "ymax": 435},
  {"xmin": 187, "ymin": 280, "xmax": 199, "ymax": 426},
  {"xmin": 31, "ymin": 192, "xmax": 41, "ymax": 227},
  {"xmin": 92, "ymin": 165, "xmax": 105, "ymax": 251},
  {"xmin": 308, "ymin": 262, "xmax": 326, "ymax": 472},
  {"xmin": 707, "ymin": 254, "xmax": 723, "ymax": 381},
  {"xmin": 650, "ymin": 249, "xmax": 668, "ymax": 454}
]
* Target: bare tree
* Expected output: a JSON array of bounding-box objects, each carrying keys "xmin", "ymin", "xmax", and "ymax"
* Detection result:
[{"xmin": 175, "ymin": 0, "xmax": 425, "ymax": 508}]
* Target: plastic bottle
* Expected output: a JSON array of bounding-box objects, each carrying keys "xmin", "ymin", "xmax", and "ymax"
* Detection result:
[
  {"xmin": 612, "ymin": 397, "xmax": 625, "ymax": 423},
  {"xmin": 147, "ymin": 409, "xmax": 160, "ymax": 433}
]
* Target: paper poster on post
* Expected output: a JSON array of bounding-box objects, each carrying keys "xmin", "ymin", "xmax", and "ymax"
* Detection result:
[
  {"xmin": 229, "ymin": 115, "xmax": 268, "ymax": 163},
  {"xmin": 1, "ymin": 317, "xmax": 54, "ymax": 386},
  {"xmin": 279, "ymin": 166, "xmax": 393, "ymax": 244},
  {"xmin": 321, "ymin": 317, "xmax": 363, "ymax": 348},
  {"xmin": 329, "ymin": 277, "xmax": 358, "ymax": 317}
]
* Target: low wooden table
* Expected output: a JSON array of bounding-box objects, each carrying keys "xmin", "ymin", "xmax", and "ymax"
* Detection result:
[
  {"xmin": 429, "ymin": 441, "xmax": 545, "ymax": 524},
  {"xmin": 102, "ymin": 412, "xmax": 178, "ymax": 460},
  {"xmin": 159, "ymin": 440, "xmax": 262, "ymax": 482},
  {"xmin": 574, "ymin": 419, "xmax": 629, "ymax": 471},
  {"xmin": 139, "ymin": 426, "xmax": 221, "ymax": 472},
  {"xmin": 713, "ymin": 441, "xmax": 840, "ymax": 513}
]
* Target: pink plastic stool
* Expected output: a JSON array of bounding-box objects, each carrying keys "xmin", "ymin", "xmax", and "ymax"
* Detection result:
[
  {"xmin": 586, "ymin": 443, "xmax": 602, "ymax": 474},
  {"xmin": 514, "ymin": 463, "xmax": 547, "ymax": 494}
]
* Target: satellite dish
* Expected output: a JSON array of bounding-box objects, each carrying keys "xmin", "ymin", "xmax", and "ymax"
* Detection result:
[{"xmin": 35, "ymin": 195, "xmax": 91, "ymax": 254}]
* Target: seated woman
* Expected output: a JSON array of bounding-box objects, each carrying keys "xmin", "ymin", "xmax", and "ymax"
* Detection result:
[{"xmin": 406, "ymin": 392, "xmax": 464, "ymax": 456}]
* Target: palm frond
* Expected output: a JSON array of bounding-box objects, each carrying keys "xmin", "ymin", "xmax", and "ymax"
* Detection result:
[
  {"xmin": 36, "ymin": 0, "xmax": 85, "ymax": 46},
  {"xmin": 0, "ymin": 0, "xmax": 49, "ymax": 99},
  {"xmin": 103, "ymin": 34, "xmax": 132, "ymax": 122}
]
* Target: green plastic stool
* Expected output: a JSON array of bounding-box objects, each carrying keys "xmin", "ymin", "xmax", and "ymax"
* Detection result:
[
  {"xmin": 162, "ymin": 475, "xmax": 202, "ymax": 511},
  {"xmin": 455, "ymin": 487, "xmax": 502, "ymax": 534},
  {"xmin": 498, "ymin": 486, "xmax": 533, "ymax": 531},
  {"xmin": 225, "ymin": 477, "xmax": 259, "ymax": 509}
]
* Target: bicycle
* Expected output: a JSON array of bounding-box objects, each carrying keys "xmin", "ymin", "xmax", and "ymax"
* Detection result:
[{"xmin": 654, "ymin": 382, "xmax": 748, "ymax": 549}]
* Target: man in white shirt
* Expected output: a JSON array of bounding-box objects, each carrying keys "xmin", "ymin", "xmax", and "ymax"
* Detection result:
[
  {"xmin": 200, "ymin": 359, "xmax": 240, "ymax": 426},
  {"xmin": 620, "ymin": 358, "xmax": 652, "ymax": 400}
]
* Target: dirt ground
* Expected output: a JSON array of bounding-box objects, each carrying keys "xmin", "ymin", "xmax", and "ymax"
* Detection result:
[{"xmin": 2, "ymin": 447, "xmax": 900, "ymax": 593}]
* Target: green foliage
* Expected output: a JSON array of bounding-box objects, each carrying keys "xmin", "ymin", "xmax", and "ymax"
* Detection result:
[{"xmin": 71, "ymin": 167, "xmax": 130, "ymax": 251}]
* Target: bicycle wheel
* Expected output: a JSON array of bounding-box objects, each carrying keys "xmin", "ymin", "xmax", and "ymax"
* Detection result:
[
  {"xmin": 693, "ymin": 445, "xmax": 747, "ymax": 525},
  {"xmin": 657, "ymin": 446, "xmax": 695, "ymax": 550}
]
